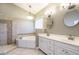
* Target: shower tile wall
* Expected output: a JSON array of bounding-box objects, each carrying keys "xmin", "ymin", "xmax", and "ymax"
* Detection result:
[{"xmin": 0, "ymin": 20, "xmax": 12, "ymax": 45}]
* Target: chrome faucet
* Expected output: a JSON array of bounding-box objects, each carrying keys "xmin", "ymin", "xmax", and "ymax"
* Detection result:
[
  {"xmin": 44, "ymin": 29, "xmax": 50, "ymax": 36},
  {"xmin": 68, "ymin": 34, "xmax": 74, "ymax": 40}
]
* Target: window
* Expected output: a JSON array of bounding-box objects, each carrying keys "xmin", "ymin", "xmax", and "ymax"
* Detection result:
[{"xmin": 35, "ymin": 17, "xmax": 44, "ymax": 29}]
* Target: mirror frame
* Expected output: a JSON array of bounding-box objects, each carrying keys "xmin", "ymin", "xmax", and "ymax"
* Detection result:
[{"xmin": 64, "ymin": 10, "xmax": 79, "ymax": 27}]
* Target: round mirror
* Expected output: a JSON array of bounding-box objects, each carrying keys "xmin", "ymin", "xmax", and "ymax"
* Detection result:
[{"xmin": 64, "ymin": 10, "xmax": 79, "ymax": 27}]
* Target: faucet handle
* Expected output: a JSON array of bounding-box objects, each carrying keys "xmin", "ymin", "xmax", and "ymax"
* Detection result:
[{"xmin": 68, "ymin": 34, "xmax": 74, "ymax": 40}]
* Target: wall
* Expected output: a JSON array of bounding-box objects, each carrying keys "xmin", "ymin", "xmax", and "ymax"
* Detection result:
[
  {"xmin": 36, "ymin": 4, "xmax": 79, "ymax": 37},
  {"xmin": 0, "ymin": 3, "xmax": 33, "ymax": 19},
  {"xmin": 0, "ymin": 4, "xmax": 35, "ymax": 43},
  {"xmin": 49, "ymin": 10, "xmax": 79, "ymax": 36},
  {"xmin": 12, "ymin": 19, "xmax": 35, "ymax": 42}
]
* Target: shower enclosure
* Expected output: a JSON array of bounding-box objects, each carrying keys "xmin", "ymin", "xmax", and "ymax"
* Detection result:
[{"xmin": 0, "ymin": 23, "xmax": 7, "ymax": 54}]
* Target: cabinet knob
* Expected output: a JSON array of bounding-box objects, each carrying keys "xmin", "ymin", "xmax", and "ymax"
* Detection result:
[{"xmin": 65, "ymin": 51, "xmax": 68, "ymax": 53}]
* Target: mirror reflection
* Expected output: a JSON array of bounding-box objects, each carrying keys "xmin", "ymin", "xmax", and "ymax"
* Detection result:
[{"xmin": 64, "ymin": 10, "xmax": 79, "ymax": 27}]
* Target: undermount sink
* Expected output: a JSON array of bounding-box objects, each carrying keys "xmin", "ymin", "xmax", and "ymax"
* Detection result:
[{"xmin": 38, "ymin": 33, "xmax": 79, "ymax": 46}]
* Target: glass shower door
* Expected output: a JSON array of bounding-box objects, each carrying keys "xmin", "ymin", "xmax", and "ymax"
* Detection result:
[{"xmin": 0, "ymin": 23, "xmax": 7, "ymax": 54}]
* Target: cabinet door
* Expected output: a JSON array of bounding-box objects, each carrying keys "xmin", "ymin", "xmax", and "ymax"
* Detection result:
[
  {"xmin": 39, "ymin": 37, "xmax": 54, "ymax": 55},
  {"xmin": 54, "ymin": 45, "xmax": 76, "ymax": 55},
  {"xmin": 39, "ymin": 37, "xmax": 49, "ymax": 54},
  {"xmin": 46, "ymin": 39, "xmax": 54, "ymax": 55}
]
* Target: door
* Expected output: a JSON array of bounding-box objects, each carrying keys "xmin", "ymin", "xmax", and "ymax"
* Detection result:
[{"xmin": 0, "ymin": 23, "xmax": 7, "ymax": 45}]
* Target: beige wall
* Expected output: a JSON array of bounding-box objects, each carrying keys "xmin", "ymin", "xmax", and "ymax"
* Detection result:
[
  {"xmin": 0, "ymin": 4, "xmax": 35, "ymax": 43},
  {"xmin": 36, "ymin": 4, "xmax": 79, "ymax": 37},
  {"xmin": 50, "ymin": 11, "xmax": 79, "ymax": 36},
  {"xmin": 12, "ymin": 19, "xmax": 35, "ymax": 42},
  {"xmin": 0, "ymin": 3, "xmax": 34, "ymax": 20}
]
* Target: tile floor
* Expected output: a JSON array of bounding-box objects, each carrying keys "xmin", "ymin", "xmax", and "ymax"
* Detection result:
[
  {"xmin": 0, "ymin": 45, "xmax": 45, "ymax": 55},
  {"xmin": 0, "ymin": 44, "xmax": 16, "ymax": 55},
  {"xmin": 7, "ymin": 48, "xmax": 45, "ymax": 55}
]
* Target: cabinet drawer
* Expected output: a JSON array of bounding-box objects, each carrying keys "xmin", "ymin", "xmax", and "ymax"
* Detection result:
[
  {"xmin": 54, "ymin": 40, "xmax": 79, "ymax": 54},
  {"xmin": 54, "ymin": 45, "xmax": 76, "ymax": 55}
]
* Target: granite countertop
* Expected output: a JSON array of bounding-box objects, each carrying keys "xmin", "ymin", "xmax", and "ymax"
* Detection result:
[{"xmin": 38, "ymin": 33, "xmax": 79, "ymax": 47}]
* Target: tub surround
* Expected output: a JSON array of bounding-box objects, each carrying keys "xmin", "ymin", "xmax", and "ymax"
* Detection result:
[
  {"xmin": 38, "ymin": 33, "xmax": 79, "ymax": 47},
  {"xmin": 16, "ymin": 35, "xmax": 36, "ymax": 48},
  {"xmin": 12, "ymin": 19, "xmax": 35, "ymax": 43}
]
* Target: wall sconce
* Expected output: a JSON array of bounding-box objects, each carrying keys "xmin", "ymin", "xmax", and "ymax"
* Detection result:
[{"xmin": 44, "ymin": 9, "xmax": 54, "ymax": 29}]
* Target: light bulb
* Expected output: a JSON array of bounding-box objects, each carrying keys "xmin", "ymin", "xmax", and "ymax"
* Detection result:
[
  {"xmin": 27, "ymin": 15, "xmax": 34, "ymax": 20},
  {"xmin": 44, "ymin": 8, "xmax": 56, "ymax": 16}
]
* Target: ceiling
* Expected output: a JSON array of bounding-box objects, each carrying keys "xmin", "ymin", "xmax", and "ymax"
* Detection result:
[
  {"xmin": 14, "ymin": 3, "xmax": 49, "ymax": 15},
  {"xmin": 13, "ymin": 3, "xmax": 79, "ymax": 16}
]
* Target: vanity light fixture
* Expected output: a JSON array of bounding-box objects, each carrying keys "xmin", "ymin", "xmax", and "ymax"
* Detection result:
[
  {"xmin": 27, "ymin": 5, "xmax": 34, "ymax": 20},
  {"xmin": 61, "ymin": 3, "xmax": 76, "ymax": 10},
  {"xmin": 26, "ymin": 15, "xmax": 34, "ymax": 20},
  {"xmin": 44, "ymin": 8, "xmax": 56, "ymax": 16}
]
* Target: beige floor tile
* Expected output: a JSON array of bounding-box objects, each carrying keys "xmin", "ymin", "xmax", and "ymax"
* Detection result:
[
  {"xmin": 7, "ymin": 48, "xmax": 45, "ymax": 55},
  {"xmin": 0, "ymin": 45, "xmax": 45, "ymax": 55},
  {"xmin": 0, "ymin": 44, "xmax": 16, "ymax": 54}
]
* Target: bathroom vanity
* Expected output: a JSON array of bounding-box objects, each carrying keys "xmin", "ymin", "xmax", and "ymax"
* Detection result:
[{"xmin": 38, "ymin": 34, "xmax": 79, "ymax": 55}]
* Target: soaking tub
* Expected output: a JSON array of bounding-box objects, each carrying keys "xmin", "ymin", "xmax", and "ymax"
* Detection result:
[{"xmin": 16, "ymin": 36, "xmax": 36, "ymax": 48}]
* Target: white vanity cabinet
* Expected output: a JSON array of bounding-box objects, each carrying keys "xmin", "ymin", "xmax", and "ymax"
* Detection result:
[
  {"xmin": 39, "ymin": 37, "xmax": 54, "ymax": 55},
  {"xmin": 54, "ymin": 44, "xmax": 76, "ymax": 55},
  {"xmin": 38, "ymin": 36, "xmax": 79, "ymax": 55},
  {"xmin": 39, "ymin": 37, "xmax": 48, "ymax": 54},
  {"xmin": 54, "ymin": 40, "xmax": 79, "ymax": 55}
]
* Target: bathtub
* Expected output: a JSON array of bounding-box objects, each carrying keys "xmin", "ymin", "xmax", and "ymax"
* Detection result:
[{"xmin": 16, "ymin": 36, "xmax": 36, "ymax": 48}]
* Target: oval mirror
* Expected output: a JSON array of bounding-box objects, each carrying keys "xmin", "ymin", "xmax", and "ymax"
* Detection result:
[{"xmin": 64, "ymin": 10, "xmax": 79, "ymax": 27}]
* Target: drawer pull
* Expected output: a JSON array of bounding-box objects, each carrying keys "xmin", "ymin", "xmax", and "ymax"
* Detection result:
[
  {"xmin": 65, "ymin": 52, "xmax": 68, "ymax": 53},
  {"xmin": 62, "ymin": 50, "xmax": 68, "ymax": 53}
]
